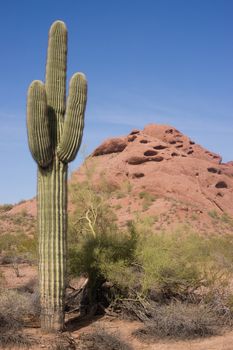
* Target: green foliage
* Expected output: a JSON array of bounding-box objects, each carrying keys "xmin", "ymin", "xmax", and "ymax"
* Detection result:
[
  {"xmin": 115, "ymin": 191, "xmax": 126, "ymax": 199},
  {"xmin": 0, "ymin": 210, "xmax": 36, "ymax": 237},
  {"xmin": 114, "ymin": 204, "xmax": 122, "ymax": 210},
  {"xmin": 0, "ymin": 233, "xmax": 37, "ymax": 262},
  {"xmin": 0, "ymin": 204, "xmax": 13, "ymax": 213},
  {"xmin": 132, "ymin": 214, "xmax": 158, "ymax": 236},
  {"xmin": 69, "ymin": 180, "xmax": 118, "ymax": 239},
  {"xmin": 68, "ymin": 184, "xmax": 147, "ymax": 296},
  {"xmin": 97, "ymin": 173, "xmax": 120, "ymax": 195},
  {"xmin": 120, "ymin": 180, "xmax": 133, "ymax": 194},
  {"xmin": 139, "ymin": 191, "xmax": 157, "ymax": 211},
  {"xmin": 68, "ymin": 181, "xmax": 138, "ymax": 296},
  {"xmin": 136, "ymin": 229, "xmax": 233, "ymax": 296},
  {"xmin": 221, "ymin": 212, "xmax": 233, "ymax": 226},
  {"xmin": 208, "ymin": 210, "xmax": 219, "ymax": 220},
  {"xmin": 68, "ymin": 178, "xmax": 233, "ymax": 322},
  {"xmin": 190, "ymin": 213, "xmax": 198, "ymax": 221},
  {"xmin": 136, "ymin": 231, "xmax": 204, "ymax": 294},
  {"xmin": 69, "ymin": 228, "xmax": 137, "ymax": 297},
  {"xmin": 11, "ymin": 211, "xmax": 28, "ymax": 225}
]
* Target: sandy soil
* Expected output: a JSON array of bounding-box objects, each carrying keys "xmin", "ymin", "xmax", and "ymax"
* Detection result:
[
  {"xmin": 0, "ymin": 263, "xmax": 37, "ymax": 289},
  {"xmin": 2, "ymin": 318, "xmax": 233, "ymax": 350}
]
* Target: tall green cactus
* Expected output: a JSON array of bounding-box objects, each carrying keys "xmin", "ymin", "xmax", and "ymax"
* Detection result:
[{"xmin": 26, "ymin": 20, "xmax": 87, "ymax": 332}]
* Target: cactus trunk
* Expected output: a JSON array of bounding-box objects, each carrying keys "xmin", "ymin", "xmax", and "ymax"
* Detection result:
[
  {"xmin": 27, "ymin": 20, "xmax": 87, "ymax": 332},
  {"xmin": 38, "ymin": 160, "xmax": 67, "ymax": 331}
]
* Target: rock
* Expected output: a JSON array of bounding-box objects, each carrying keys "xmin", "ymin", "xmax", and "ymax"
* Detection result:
[
  {"xmin": 70, "ymin": 123, "xmax": 233, "ymax": 234},
  {"xmin": 92, "ymin": 137, "xmax": 127, "ymax": 156}
]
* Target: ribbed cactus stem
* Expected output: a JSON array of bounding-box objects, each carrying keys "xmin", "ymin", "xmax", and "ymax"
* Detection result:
[
  {"xmin": 57, "ymin": 73, "xmax": 87, "ymax": 162},
  {"xmin": 27, "ymin": 81, "xmax": 52, "ymax": 167},
  {"xmin": 27, "ymin": 20, "xmax": 87, "ymax": 332},
  {"xmin": 38, "ymin": 160, "xmax": 67, "ymax": 330}
]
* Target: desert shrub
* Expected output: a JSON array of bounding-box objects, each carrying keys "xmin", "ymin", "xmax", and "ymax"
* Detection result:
[
  {"xmin": 0, "ymin": 289, "xmax": 38, "ymax": 347},
  {"xmin": 120, "ymin": 180, "xmax": 133, "ymax": 194},
  {"xmin": 77, "ymin": 328, "xmax": 132, "ymax": 350},
  {"xmin": 0, "ymin": 204, "xmax": 13, "ymax": 213},
  {"xmin": 97, "ymin": 175, "xmax": 120, "ymax": 195},
  {"xmin": 68, "ymin": 179, "xmax": 233, "ymax": 327},
  {"xmin": 0, "ymin": 332, "xmax": 35, "ymax": 348},
  {"xmin": 0, "ymin": 271, "xmax": 4, "ymax": 286},
  {"xmin": 135, "ymin": 228, "xmax": 233, "ymax": 298},
  {"xmin": 50, "ymin": 334, "xmax": 77, "ymax": 350},
  {"xmin": 139, "ymin": 191, "xmax": 157, "ymax": 211},
  {"xmin": 69, "ymin": 180, "xmax": 118, "ymax": 237},
  {"xmin": 69, "ymin": 207, "xmax": 233, "ymax": 302},
  {"xmin": 17, "ymin": 199, "xmax": 27, "ymax": 205},
  {"xmin": 204, "ymin": 286, "xmax": 233, "ymax": 327},
  {"xmin": 133, "ymin": 214, "xmax": 159, "ymax": 235},
  {"xmin": 220, "ymin": 213, "xmax": 233, "ymax": 226},
  {"xmin": 69, "ymin": 222, "xmax": 137, "ymax": 301},
  {"xmin": 133, "ymin": 301, "xmax": 219, "ymax": 341},
  {"xmin": 0, "ymin": 289, "xmax": 37, "ymax": 327},
  {"xmin": 0, "ymin": 232, "xmax": 37, "ymax": 264},
  {"xmin": 68, "ymin": 180, "xmax": 139, "ymax": 309},
  {"xmin": 115, "ymin": 191, "xmax": 125, "ymax": 199},
  {"xmin": 10, "ymin": 211, "xmax": 32, "ymax": 225},
  {"xmin": 136, "ymin": 231, "xmax": 205, "ymax": 296},
  {"xmin": 208, "ymin": 210, "xmax": 219, "ymax": 220}
]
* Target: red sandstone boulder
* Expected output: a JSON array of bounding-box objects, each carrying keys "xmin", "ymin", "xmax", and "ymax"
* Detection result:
[{"xmin": 92, "ymin": 137, "xmax": 127, "ymax": 156}]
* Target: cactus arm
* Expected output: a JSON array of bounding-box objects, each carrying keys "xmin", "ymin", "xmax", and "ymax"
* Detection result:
[
  {"xmin": 27, "ymin": 80, "xmax": 52, "ymax": 167},
  {"xmin": 57, "ymin": 73, "xmax": 87, "ymax": 163}
]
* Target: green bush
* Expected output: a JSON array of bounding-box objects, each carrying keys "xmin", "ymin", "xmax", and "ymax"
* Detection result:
[
  {"xmin": 0, "ymin": 232, "xmax": 37, "ymax": 263},
  {"xmin": 136, "ymin": 229, "xmax": 233, "ymax": 296},
  {"xmin": 68, "ymin": 181, "xmax": 138, "ymax": 302},
  {"xmin": 139, "ymin": 191, "xmax": 157, "ymax": 211},
  {"xmin": 0, "ymin": 204, "xmax": 13, "ymax": 213},
  {"xmin": 220, "ymin": 213, "xmax": 233, "ymax": 226},
  {"xmin": 69, "ymin": 223, "xmax": 137, "ymax": 299},
  {"xmin": 68, "ymin": 180, "xmax": 233, "ymax": 325},
  {"xmin": 208, "ymin": 210, "xmax": 219, "ymax": 220}
]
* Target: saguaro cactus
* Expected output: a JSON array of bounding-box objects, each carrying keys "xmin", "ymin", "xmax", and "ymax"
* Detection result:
[{"xmin": 26, "ymin": 20, "xmax": 87, "ymax": 332}]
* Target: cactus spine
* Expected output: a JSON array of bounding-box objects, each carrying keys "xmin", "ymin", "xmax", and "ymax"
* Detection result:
[{"xmin": 26, "ymin": 21, "xmax": 87, "ymax": 332}]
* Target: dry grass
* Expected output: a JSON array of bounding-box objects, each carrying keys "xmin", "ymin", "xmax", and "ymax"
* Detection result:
[
  {"xmin": 50, "ymin": 334, "xmax": 77, "ymax": 350},
  {"xmin": 133, "ymin": 301, "xmax": 219, "ymax": 341},
  {"xmin": 76, "ymin": 327, "xmax": 132, "ymax": 350},
  {"xmin": 0, "ymin": 289, "xmax": 39, "ymax": 347}
]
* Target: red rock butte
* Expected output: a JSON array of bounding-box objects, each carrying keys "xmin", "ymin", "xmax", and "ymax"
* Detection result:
[
  {"xmin": 8, "ymin": 124, "xmax": 233, "ymax": 235},
  {"xmin": 71, "ymin": 123, "xmax": 233, "ymax": 234}
]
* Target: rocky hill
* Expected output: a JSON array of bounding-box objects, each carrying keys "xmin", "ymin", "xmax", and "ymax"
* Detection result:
[
  {"xmin": 3, "ymin": 123, "xmax": 233, "ymax": 235},
  {"xmin": 71, "ymin": 124, "xmax": 233, "ymax": 234}
]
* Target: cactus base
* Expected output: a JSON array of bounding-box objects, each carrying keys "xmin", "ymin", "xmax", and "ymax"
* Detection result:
[{"xmin": 41, "ymin": 309, "xmax": 64, "ymax": 332}]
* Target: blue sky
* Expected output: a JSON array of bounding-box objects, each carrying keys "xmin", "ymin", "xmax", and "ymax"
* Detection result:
[{"xmin": 0, "ymin": 0, "xmax": 232, "ymax": 204}]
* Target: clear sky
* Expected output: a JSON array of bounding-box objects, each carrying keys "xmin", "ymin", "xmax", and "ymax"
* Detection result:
[{"xmin": 0, "ymin": 0, "xmax": 232, "ymax": 204}]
